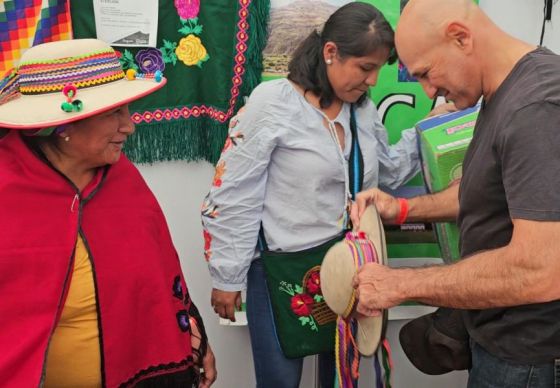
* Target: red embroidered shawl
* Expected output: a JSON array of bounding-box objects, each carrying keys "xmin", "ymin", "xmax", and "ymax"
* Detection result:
[{"xmin": 0, "ymin": 131, "xmax": 198, "ymax": 387}]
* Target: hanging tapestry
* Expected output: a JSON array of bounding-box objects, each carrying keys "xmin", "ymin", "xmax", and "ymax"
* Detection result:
[
  {"xmin": 0, "ymin": 0, "xmax": 72, "ymax": 74},
  {"xmin": 71, "ymin": 0, "xmax": 270, "ymax": 164}
]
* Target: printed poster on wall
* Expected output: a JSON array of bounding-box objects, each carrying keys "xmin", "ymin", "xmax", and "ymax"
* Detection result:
[{"xmin": 93, "ymin": 0, "xmax": 159, "ymax": 47}]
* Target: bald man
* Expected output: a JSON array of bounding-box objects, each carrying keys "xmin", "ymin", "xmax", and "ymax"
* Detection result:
[{"xmin": 352, "ymin": 1, "xmax": 560, "ymax": 386}]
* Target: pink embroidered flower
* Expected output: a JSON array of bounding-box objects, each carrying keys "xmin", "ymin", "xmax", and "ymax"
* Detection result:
[
  {"xmin": 203, "ymin": 230, "xmax": 212, "ymax": 261},
  {"xmin": 306, "ymin": 271, "xmax": 322, "ymax": 296},
  {"xmin": 174, "ymin": 0, "xmax": 200, "ymax": 20},
  {"xmin": 290, "ymin": 294, "xmax": 314, "ymax": 316}
]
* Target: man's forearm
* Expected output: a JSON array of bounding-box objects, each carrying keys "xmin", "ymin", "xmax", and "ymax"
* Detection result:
[
  {"xmin": 406, "ymin": 183, "xmax": 459, "ymax": 223},
  {"xmin": 399, "ymin": 243, "xmax": 555, "ymax": 309}
]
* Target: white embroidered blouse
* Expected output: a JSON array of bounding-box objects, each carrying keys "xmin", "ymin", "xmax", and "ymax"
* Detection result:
[{"xmin": 202, "ymin": 78, "xmax": 420, "ymax": 291}]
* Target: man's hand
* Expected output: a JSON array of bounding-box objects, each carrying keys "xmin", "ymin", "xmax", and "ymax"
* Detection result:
[
  {"xmin": 211, "ymin": 289, "xmax": 242, "ymax": 321},
  {"xmin": 428, "ymin": 101, "xmax": 458, "ymax": 117},
  {"xmin": 198, "ymin": 344, "xmax": 217, "ymax": 388},
  {"xmin": 353, "ymin": 263, "xmax": 405, "ymax": 315},
  {"xmin": 351, "ymin": 188, "xmax": 400, "ymax": 229}
]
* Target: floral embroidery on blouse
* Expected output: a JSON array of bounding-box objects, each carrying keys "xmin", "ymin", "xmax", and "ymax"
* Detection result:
[
  {"xmin": 201, "ymin": 197, "xmax": 219, "ymax": 219},
  {"xmin": 203, "ymin": 230, "xmax": 212, "ymax": 261},
  {"xmin": 222, "ymin": 131, "xmax": 245, "ymax": 153},
  {"xmin": 212, "ymin": 161, "xmax": 226, "ymax": 188}
]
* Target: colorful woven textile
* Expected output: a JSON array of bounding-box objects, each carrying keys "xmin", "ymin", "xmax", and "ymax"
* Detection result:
[
  {"xmin": 0, "ymin": 0, "xmax": 72, "ymax": 74},
  {"xmin": 71, "ymin": 0, "xmax": 269, "ymax": 164}
]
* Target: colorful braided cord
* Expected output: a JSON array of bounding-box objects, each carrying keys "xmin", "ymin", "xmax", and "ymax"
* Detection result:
[
  {"xmin": 0, "ymin": 50, "xmax": 125, "ymax": 105},
  {"xmin": 335, "ymin": 231, "xmax": 381, "ymax": 388}
]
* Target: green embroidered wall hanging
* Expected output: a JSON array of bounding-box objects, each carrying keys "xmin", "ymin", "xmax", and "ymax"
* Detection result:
[{"xmin": 71, "ymin": 0, "xmax": 270, "ymax": 164}]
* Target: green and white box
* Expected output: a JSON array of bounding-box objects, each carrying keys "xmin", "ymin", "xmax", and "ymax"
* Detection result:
[{"xmin": 415, "ymin": 104, "xmax": 481, "ymax": 262}]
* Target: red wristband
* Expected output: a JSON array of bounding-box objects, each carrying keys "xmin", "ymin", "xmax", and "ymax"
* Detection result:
[{"xmin": 395, "ymin": 198, "xmax": 409, "ymax": 225}]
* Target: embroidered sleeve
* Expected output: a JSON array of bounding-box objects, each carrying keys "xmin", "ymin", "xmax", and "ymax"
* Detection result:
[
  {"xmin": 365, "ymin": 102, "xmax": 420, "ymax": 189},
  {"xmin": 201, "ymin": 86, "xmax": 280, "ymax": 291}
]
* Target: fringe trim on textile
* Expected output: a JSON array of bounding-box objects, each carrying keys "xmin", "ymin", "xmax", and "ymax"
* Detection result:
[
  {"xmin": 125, "ymin": 0, "xmax": 270, "ymax": 165},
  {"xmin": 124, "ymin": 118, "xmax": 229, "ymax": 165}
]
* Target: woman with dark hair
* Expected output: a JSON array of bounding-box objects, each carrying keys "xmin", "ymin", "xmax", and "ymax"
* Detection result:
[
  {"xmin": 202, "ymin": 2, "xmax": 429, "ymax": 387},
  {"xmin": 288, "ymin": 1, "xmax": 397, "ymax": 109}
]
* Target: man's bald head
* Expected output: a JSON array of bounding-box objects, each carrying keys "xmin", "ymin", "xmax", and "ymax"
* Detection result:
[
  {"xmin": 400, "ymin": 0, "xmax": 474, "ymax": 29},
  {"xmin": 395, "ymin": 0, "xmax": 535, "ymax": 107},
  {"xmin": 396, "ymin": 0, "xmax": 478, "ymax": 62}
]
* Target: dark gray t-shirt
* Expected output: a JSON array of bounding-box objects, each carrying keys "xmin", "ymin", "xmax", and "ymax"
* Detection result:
[{"xmin": 458, "ymin": 47, "xmax": 560, "ymax": 364}]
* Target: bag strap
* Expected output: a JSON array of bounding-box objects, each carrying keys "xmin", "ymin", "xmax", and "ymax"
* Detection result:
[
  {"xmin": 258, "ymin": 226, "xmax": 268, "ymax": 251},
  {"xmin": 259, "ymin": 104, "xmax": 363, "ymax": 251},
  {"xmin": 348, "ymin": 103, "xmax": 364, "ymax": 200}
]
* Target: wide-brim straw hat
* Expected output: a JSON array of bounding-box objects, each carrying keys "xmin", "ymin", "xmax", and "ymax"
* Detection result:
[
  {"xmin": 0, "ymin": 39, "xmax": 166, "ymax": 129},
  {"xmin": 321, "ymin": 206, "xmax": 388, "ymax": 356}
]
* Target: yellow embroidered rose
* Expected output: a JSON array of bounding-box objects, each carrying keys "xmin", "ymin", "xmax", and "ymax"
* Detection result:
[{"xmin": 175, "ymin": 34, "xmax": 208, "ymax": 66}]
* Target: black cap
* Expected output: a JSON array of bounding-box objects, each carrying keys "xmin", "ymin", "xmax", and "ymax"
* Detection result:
[{"xmin": 399, "ymin": 307, "xmax": 471, "ymax": 375}]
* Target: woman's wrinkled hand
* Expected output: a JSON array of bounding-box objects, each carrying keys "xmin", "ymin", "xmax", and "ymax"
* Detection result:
[{"xmin": 198, "ymin": 344, "xmax": 217, "ymax": 388}]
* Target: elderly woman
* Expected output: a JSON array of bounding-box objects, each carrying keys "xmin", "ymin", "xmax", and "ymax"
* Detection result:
[{"xmin": 0, "ymin": 39, "xmax": 215, "ymax": 387}]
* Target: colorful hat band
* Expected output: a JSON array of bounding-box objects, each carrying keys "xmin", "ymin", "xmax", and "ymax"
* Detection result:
[
  {"xmin": 336, "ymin": 231, "xmax": 392, "ymax": 388},
  {"xmin": 341, "ymin": 231, "xmax": 379, "ymax": 319},
  {"xmin": 0, "ymin": 50, "xmax": 125, "ymax": 106}
]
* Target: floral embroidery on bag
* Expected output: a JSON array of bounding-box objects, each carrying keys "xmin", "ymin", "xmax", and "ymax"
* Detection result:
[{"xmin": 279, "ymin": 266, "xmax": 336, "ymax": 332}]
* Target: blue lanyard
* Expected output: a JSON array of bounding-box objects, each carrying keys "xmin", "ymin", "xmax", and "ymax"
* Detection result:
[{"xmin": 351, "ymin": 107, "xmax": 359, "ymax": 198}]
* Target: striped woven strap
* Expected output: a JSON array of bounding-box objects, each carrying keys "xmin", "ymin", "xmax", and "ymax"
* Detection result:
[
  {"xmin": 335, "ymin": 231, "xmax": 381, "ymax": 388},
  {"xmin": 341, "ymin": 231, "xmax": 379, "ymax": 319},
  {"xmin": 0, "ymin": 49, "xmax": 124, "ymax": 105}
]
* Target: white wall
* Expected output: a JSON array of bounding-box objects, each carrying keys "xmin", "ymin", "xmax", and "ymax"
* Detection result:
[
  {"xmin": 481, "ymin": 0, "xmax": 560, "ymax": 52},
  {"xmin": 137, "ymin": 2, "xmax": 559, "ymax": 387}
]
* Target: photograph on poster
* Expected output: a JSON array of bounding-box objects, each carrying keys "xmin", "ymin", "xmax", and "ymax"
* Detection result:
[{"xmin": 263, "ymin": 0, "xmax": 352, "ymax": 76}]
